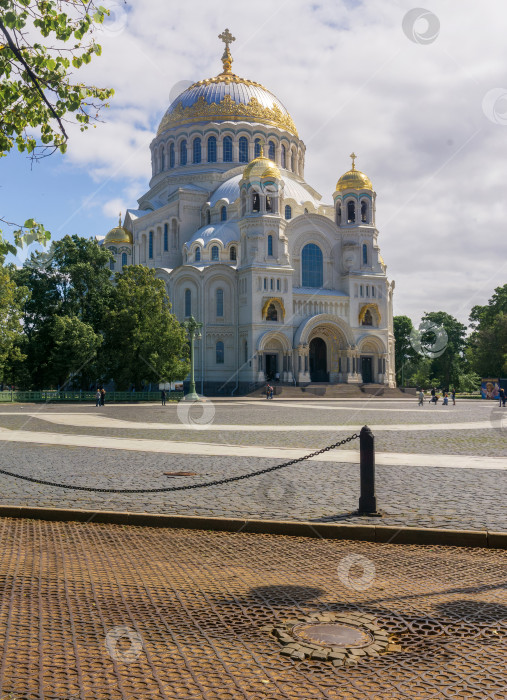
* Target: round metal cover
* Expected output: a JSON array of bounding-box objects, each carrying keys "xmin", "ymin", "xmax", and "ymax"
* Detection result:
[{"xmin": 292, "ymin": 623, "xmax": 373, "ymax": 648}]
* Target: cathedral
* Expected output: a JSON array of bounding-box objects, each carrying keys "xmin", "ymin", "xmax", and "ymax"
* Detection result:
[{"xmin": 98, "ymin": 30, "xmax": 396, "ymax": 394}]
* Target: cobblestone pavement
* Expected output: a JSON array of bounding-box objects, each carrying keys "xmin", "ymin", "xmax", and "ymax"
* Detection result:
[
  {"xmin": 0, "ymin": 518, "xmax": 505, "ymax": 700},
  {"xmin": 0, "ymin": 400, "xmax": 505, "ymax": 530}
]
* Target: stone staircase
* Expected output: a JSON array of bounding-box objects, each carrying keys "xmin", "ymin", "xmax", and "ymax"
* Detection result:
[{"xmin": 247, "ymin": 383, "xmax": 408, "ymax": 399}]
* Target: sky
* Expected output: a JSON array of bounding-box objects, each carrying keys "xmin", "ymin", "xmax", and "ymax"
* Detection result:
[{"xmin": 3, "ymin": 0, "xmax": 507, "ymax": 327}]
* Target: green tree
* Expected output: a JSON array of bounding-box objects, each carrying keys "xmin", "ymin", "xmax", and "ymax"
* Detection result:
[
  {"xmin": 468, "ymin": 285, "xmax": 507, "ymax": 378},
  {"xmin": 102, "ymin": 266, "xmax": 190, "ymax": 390},
  {"xmin": 13, "ymin": 235, "xmax": 113, "ymax": 387},
  {"xmin": 44, "ymin": 315, "xmax": 102, "ymax": 388},
  {"xmin": 0, "ymin": 0, "xmax": 114, "ymax": 257},
  {"xmin": 420, "ymin": 311, "xmax": 468, "ymax": 389},
  {"xmin": 0, "ymin": 264, "xmax": 29, "ymax": 384},
  {"xmin": 393, "ymin": 315, "xmax": 420, "ymax": 385}
]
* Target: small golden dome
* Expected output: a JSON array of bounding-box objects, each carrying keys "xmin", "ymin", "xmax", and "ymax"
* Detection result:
[
  {"xmin": 104, "ymin": 214, "xmax": 133, "ymax": 245},
  {"xmin": 336, "ymin": 153, "xmax": 373, "ymax": 192},
  {"xmin": 242, "ymin": 149, "xmax": 281, "ymax": 183}
]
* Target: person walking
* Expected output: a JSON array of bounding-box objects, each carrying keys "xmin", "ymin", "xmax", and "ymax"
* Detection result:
[
  {"xmin": 269, "ymin": 384, "xmax": 274, "ymax": 400},
  {"xmin": 418, "ymin": 389, "xmax": 424, "ymax": 406},
  {"xmin": 95, "ymin": 389, "xmax": 101, "ymax": 407},
  {"xmin": 443, "ymin": 391, "xmax": 449, "ymax": 406},
  {"xmin": 451, "ymin": 389, "xmax": 456, "ymax": 406},
  {"xmin": 499, "ymin": 387, "xmax": 505, "ymax": 408},
  {"xmin": 100, "ymin": 388, "xmax": 106, "ymax": 406},
  {"xmin": 161, "ymin": 389, "xmax": 166, "ymax": 406}
]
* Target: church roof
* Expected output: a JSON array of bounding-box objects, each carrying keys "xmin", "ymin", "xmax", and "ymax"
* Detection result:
[
  {"xmin": 209, "ymin": 172, "xmax": 321, "ymax": 209},
  {"xmin": 335, "ymin": 153, "xmax": 373, "ymax": 192},
  {"xmin": 157, "ymin": 29, "xmax": 297, "ymax": 137},
  {"xmin": 185, "ymin": 221, "xmax": 240, "ymax": 247}
]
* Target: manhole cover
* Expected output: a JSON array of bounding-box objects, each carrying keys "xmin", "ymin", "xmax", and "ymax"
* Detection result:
[{"xmin": 292, "ymin": 623, "xmax": 373, "ymax": 648}]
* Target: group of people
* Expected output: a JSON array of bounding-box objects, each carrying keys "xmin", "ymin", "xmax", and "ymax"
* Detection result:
[
  {"xmin": 265, "ymin": 384, "xmax": 274, "ymax": 400},
  {"xmin": 418, "ymin": 387, "xmax": 456, "ymax": 406},
  {"xmin": 95, "ymin": 388, "xmax": 106, "ymax": 406}
]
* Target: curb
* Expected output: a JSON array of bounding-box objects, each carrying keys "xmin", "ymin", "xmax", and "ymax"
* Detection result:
[{"xmin": 0, "ymin": 506, "xmax": 505, "ymax": 548}]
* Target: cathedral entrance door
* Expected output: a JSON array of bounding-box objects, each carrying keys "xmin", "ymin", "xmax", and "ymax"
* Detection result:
[
  {"xmin": 309, "ymin": 337, "xmax": 328, "ymax": 382},
  {"xmin": 361, "ymin": 356, "xmax": 373, "ymax": 383},
  {"xmin": 265, "ymin": 354, "xmax": 277, "ymax": 380}
]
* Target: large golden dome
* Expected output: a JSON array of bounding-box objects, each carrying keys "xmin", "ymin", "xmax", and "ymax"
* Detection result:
[
  {"xmin": 104, "ymin": 216, "xmax": 133, "ymax": 245},
  {"xmin": 157, "ymin": 29, "xmax": 298, "ymax": 137},
  {"xmin": 336, "ymin": 153, "xmax": 373, "ymax": 192}
]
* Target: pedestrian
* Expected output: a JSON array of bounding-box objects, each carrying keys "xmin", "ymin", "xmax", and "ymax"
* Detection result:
[
  {"xmin": 275, "ymin": 371, "xmax": 280, "ymax": 383},
  {"xmin": 270, "ymin": 384, "xmax": 274, "ymax": 400},
  {"xmin": 265, "ymin": 384, "xmax": 270, "ymax": 400},
  {"xmin": 95, "ymin": 388, "xmax": 101, "ymax": 407},
  {"xmin": 161, "ymin": 389, "xmax": 166, "ymax": 406},
  {"xmin": 418, "ymin": 389, "xmax": 424, "ymax": 406},
  {"xmin": 499, "ymin": 387, "xmax": 505, "ymax": 408},
  {"xmin": 451, "ymin": 389, "xmax": 456, "ymax": 406},
  {"xmin": 443, "ymin": 392, "xmax": 449, "ymax": 406},
  {"xmin": 100, "ymin": 388, "xmax": 106, "ymax": 406}
]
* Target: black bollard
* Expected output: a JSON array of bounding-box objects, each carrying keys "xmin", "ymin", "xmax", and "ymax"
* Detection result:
[{"xmin": 358, "ymin": 425, "xmax": 381, "ymax": 516}]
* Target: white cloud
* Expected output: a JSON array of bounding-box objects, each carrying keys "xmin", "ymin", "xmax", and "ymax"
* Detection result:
[{"xmin": 48, "ymin": 0, "xmax": 507, "ymax": 324}]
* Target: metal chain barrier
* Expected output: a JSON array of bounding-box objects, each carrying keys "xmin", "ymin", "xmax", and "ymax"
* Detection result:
[{"xmin": 0, "ymin": 434, "xmax": 359, "ymax": 494}]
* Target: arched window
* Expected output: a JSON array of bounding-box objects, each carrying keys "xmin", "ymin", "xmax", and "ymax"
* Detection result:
[
  {"xmin": 149, "ymin": 231, "xmax": 154, "ymax": 259},
  {"xmin": 267, "ymin": 235, "xmax": 273, "ymax": 256},
  {"xmin": 160, "ymin": 147, "xmax": 165, "ymax": 171},
  {"xmin": 109, "ymin": 259, "xmax": 115, "ymax": 271},
  {"xmin": 195, "ymin": 247, "xmax": 201, "ymax": 262},
  {"xmin": 336, "ymin": 205, "xmax": 342, "ymax": 225},
  {"xmin": 193, "ymin": 137, "xmax": 201, "ymax": 164},
  {"xmin": 211, "ymin": 245, "xmax": 219, "ymax": 261},
  {"xmin": 285, "ymin": 205, "xmax": 292, "ymax": 220},
  {"xmin": 169, "ymin": 142, "xmax": 175, "ymax": 168},
  {"xmin": 252, "ymin": 193, "xmax": 260, "ymax": 212},
  {"xmin": 216, "ymin": 288, "xmax": 224, "ymax": 317},
  {"xmin": 221, "ymin": 205, "xmax": 227, "ymax": 221},
  {"xmin": 361, "ymin": 201, "xmax": 368, "ymax": 223},
  {"xmin": 302, "ymin": 243, "xmax": 323, "ymax": 288},
  {"xmin": 254, "ymin": 138, "xmax": 261, "ymax": 158},
  {"xmin": 291, "ymin": 150, "xmax": 295, "ymax": 171},
  {"xmin": 347, "ymin": 201, "xmax": 356, "ymax": 223},
  {"xmin": 216, "ymin": 341, "xmax": 224, "ymax": 364},
  {"xmin": 180, "ymin": 140, "xmax": 187, "ymax": 165},
  {"xmin": 244, "ymin": 339, "xmax": 248, "ymax": 363},
  {"xmin": 268, "ymin": 141, "xmax": 276, "ymax": 160},
  {"xmin": 163, "ymin": 223, "xmax": 168, "ymax": 251},
  {"xmin": 281, "ymin": 145, "xmax": 286, "ymax": 168},
  {"xmin": 121, "ymin": 252, "xmax": 127, "ymax": 267},
  {"xmin": 362, "ymin": 244, "xmax": 368, "ymax": 265},
  {"xmin": 362, "ymin": 309, "xmax": 373, "ymax": 326},
  {"xmin": 207, "ymin": 136, "xmax": 217, "ymax": 163},
  {"xmin": 229, "ymin": 246, "xmax": 237, "ymax": 261},
  {"xmin": 223, "ymin": 135, "xmax": 233, "ymax": 162},
  {"xmin": 206, "ymin": 209, "xmax": 211, "ymax": 225},
  {"xmin": 267, "ymin": 303, "xmax": 278, "ymax": 321},
  {"xmin": 239, "ymin": 137, "xmax": 248, "ymax": 163},
  {"xmin": 184, "ymin": 289, "xmax": 191, "ymax": 317}
]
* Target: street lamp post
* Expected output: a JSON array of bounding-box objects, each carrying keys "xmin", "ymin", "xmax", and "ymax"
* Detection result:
[{"xmin": 183, "ymin": 316, "xmax": 203, "ymax": 401}]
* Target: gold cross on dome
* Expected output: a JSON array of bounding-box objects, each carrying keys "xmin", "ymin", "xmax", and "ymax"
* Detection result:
[
  {"xmin": 219, "ymin": 28, "xmax": 236, "ymax": 51},
  {"xmin": 350, "ymin": 152, "xmax": 357, "ymax": 170}
]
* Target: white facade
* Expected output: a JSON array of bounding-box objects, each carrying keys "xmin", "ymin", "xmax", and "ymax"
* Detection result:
[{"xmin": 101, "ymin": 34, "xmax": 396, "ymax": 393}]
